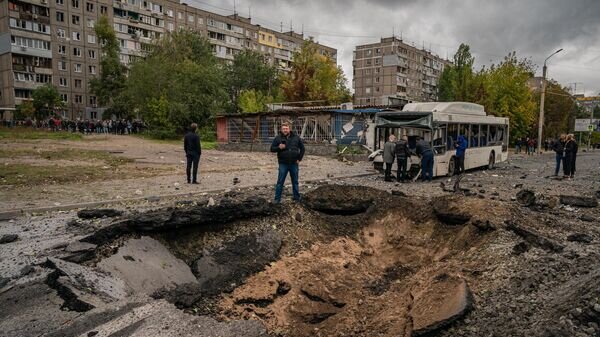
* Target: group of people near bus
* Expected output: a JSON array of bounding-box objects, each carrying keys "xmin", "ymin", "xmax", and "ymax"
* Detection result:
[
  {"xmin": 551, "ymin": 134, "xmax": 579, "ymax": 179},
  {"xmin": 7, "ymin": 117, "xmax": 146, "ymax": 135}
]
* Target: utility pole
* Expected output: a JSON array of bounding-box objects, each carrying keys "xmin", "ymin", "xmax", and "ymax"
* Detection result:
[{"xmin": 538, "ymin": 48, "xmax": 563, "ymax": 154}]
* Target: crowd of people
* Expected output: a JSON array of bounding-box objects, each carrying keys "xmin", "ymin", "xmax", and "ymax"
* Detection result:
[
  {"xmin": 382, "ymin": 134, "xmax": 437, "ymax": 183},
  {"xmin": 514, "ymin": 137, "xmax": 539, "ymax": 155},
  {"xmin": 3, "ymin": 117, "xmax": 146, "ymax": 135}
]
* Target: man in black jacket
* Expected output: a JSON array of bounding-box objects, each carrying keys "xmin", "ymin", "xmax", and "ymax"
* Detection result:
[
  {"xmin": 395, "ymin": 135, "xmax": 411, "ymax": 182},
  {"xmin": 270, "ymin": 122, "xmax": 305, "ymax": 203},
  {"xmin": 184, "ymin": 123, "xmax": 201, "ymax": 184}
]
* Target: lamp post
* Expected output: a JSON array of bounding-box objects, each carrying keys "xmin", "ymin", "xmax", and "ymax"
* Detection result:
[{"xmin": 538, "ymin": 48, "xmax": 563, "ymax": 154}]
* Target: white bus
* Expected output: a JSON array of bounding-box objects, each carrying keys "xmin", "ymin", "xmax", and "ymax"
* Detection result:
[{"xmin": 370, "ymin": 102, "xmax": 509, "ymax": 178}]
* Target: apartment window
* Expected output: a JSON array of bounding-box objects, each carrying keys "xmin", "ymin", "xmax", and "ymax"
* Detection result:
[
  {"xmin": 74, "ymin": 79, "xmax": 82, "ymax": 87},
  {"xmin": 375, "ymin": 77, "xmax": 380, "ymax": 83},
  {"xmin": 375, "ymin": 87, "xmax": 380, "ymax": 92},
  {"xmin": 188, "ymin": 15, "xmax": 194, "ymax": 23},
  {"xmin": 375, "ymin": 58, "xmax": 380, "ymax": 65},
  {"xmin": 59, "ymin": 77, "xmax": 68, "ymax": 86},
  {"xmin": 73, "ymin": 47, "xmax": 81, "ymax": 57},
  {"xmin": 72, "ymin": 32, "xmax": 80, "ymax": 41},
  {"xmin": 56, "ymin": 11, "xmax": 64, "ymax": 22},
  {"xmin": 365, "ymin": 69, "xmax": 371, "ymax": 75},
  {"xmin": 89, "ymin": 65, "xmax": 96, "ymax": 74},
  {"xmin": 366, "ymin": 49, "xmax": 372, "ymax": 56},
  {"xmin": 167, "ymin": 22, "xmax": 174, "ymax": 31},
  {"xmin": 365, "ymin": 87, "xmax": 371, "ymax": 94},
  {"xmin": 74, "ymin": 63, "xmax": 82, "ymax": 72},
  {"xmin": 74, "ymin": 95, "xmax": 83, "ymax": 103},
  {"xmin": 56, "ymin": 0, "xmax": 64, "ymax": 5},
  {"xmin": 375, "ymin": 48, "xmax": 381, "ymax": 54},
  {"xmin": 100, "ymin": 5, "xmax": 107, "ymax": 14},
  {"xmin": 366, "ymin": 59, "xmax": 372, "ymax": 66},
  {"xmin": 60, "ymin": 94, "xmax": 68, "ymax": 102},
  {"xmin": 375, "ymin": 67, "xmax": 381, "ymax": 74},
  {"xmin": 88, "ymin": 49, "xmax": 96, "ymax": 59},
  {"xmin": 71, "ymin": 0, "xmax": 79, "ymax": 8},
  {"xmin": 198, "ymin": 17, "xmax": 203, "ymax": 25},
  {"xmin": 89, "ymin": 96, "xmax": 97, "ymax": 105},
  {"xmin": 57, "ymin": 29, "xmax": 66, "ymax": 38},
  {"xmin": 86, "ymin": 2, "xmax": 93, "ymax": 12},
  {"xmin": 72, "ymin": 15, "xmax": 80, "ymax": 25},
  {"xmin": 177, "ymin": 12, "xmax": 182, "ymax": 19},
  {"xmin": 166, "ymin": 9, "xmax": 173, "ymax": 17},
  {"xmin": 58, "ymin": 45, "xmax": 66, "ymax": 54},
  {"xmin": 58, "ymin": 61, "xmax": 67, "ymax": 70},
  {"xmin": 87, "ymin": 34, "xmax": 96, "ymax": 44},
  {"xmin": 87, "ymin": 18, "xmax": 95, "ymax": 28}
]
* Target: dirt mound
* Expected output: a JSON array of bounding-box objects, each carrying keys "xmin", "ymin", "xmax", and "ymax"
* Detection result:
[{"xmin": 303, "ymin": 185, "xmax": 385, "ymax": 215}]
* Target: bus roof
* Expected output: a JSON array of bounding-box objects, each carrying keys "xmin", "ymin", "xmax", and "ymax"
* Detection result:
[{"xmin": 402, "ymin": 102, "xmax": 486, "ymax": 116}]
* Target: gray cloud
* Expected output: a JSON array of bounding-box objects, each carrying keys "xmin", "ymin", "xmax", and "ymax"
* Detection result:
[{"xmin": 196, "ymin": 0, "xmax": 600, "ymax": 95}]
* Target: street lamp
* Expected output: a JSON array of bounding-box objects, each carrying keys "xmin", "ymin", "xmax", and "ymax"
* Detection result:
[{"xmin": 538, "ymin": 48, "xmax": 563, "ymax": 154}]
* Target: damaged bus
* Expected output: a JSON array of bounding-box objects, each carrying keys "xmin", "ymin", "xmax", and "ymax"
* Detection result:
[{"xmin": 370, "ymin": 102, "xmax": 509, "ymax": 178}]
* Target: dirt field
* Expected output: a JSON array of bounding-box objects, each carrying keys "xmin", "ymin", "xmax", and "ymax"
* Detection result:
[
  {"xmin": 1, "ymin": 133, "xmax": 599, "ymax": 337},
  {"xmin": 0, "ymin": 133, "xmax": 372, "ymax": 212}
]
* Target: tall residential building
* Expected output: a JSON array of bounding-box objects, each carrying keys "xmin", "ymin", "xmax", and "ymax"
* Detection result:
[
  {"xmin": 0, "ymin": 0, "xmax": 337, "ymax": 120},
  {"xmin": 352, "ymin": 37, "xmax": 449, "ymax": 106}
]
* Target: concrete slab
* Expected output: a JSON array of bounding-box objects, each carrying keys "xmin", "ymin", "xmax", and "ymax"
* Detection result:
[{"xmin": 97, "ymin": 236, "xmax": 198, "ymax": 295}]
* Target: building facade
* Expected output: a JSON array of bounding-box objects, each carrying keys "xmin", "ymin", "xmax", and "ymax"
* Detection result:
[
  {"xmin": 352, "ymin": 37, "xmax": 449, "ymax": 106},
  {"xmin": 0, "ymin": 0, "xmax": 337, "ymax": 120}
]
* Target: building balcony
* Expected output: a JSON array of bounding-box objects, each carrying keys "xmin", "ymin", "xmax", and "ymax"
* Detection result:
[{"xmin": 11, "ymin": 45, "xmax": 52, "ymax": 59}]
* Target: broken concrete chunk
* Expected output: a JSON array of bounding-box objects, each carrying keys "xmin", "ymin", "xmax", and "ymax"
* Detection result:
[
  {"xmin": 559, "ymin": 195, "xmax": 598, "ymax": 208},
  {"xmin": 516, "ymin": 189, "xmax": 536, "ymax": 207},
  {"xmin": 567, "ymin": 233, "xmax": 593, "ymax": 244},
  {"xmin": 505, "ymin": 221, "xmax": 564, "ymax": 253},
  {"xmin": 65, "ymin": 241, "xmax": 97, "ymax": 253},
  {"xmin": 77, "ymin": 209, "xmax": 124, "ymax": 219},
  {"xmin": 97, "ymin": 236, "xmax": 198, "ymax": 295},
  {"xmin": 411, "ymin": 274, "xmax": 474, "ymax": 336},
  {"xmin": 0, "ymin": 234, "xmax": 19, "ymax": 244},
  {"xmin": 45, "ymin": 257, "xmax": 129, "ymax": 312},
  {"xmin": 512, "ymin": 241, "xmax": 531, "ymax": 255},
  {"xmin": 62, "ymin": 241, "xmax": 98, "ymax": 263}
]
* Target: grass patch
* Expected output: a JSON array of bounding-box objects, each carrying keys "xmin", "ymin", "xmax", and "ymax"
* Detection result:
[
  {"xmin": 0, "ymin": 148, "xmax": 134, "ymax": 166},
  {"xmin": 0, "ymin": 127, "xmax": 83, "ymax": 141},
  {"xmin": 0, "ymin": 164, "xmax": 110, "ymax": 186}
]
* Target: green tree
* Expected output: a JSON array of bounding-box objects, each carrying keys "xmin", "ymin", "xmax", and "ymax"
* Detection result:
[
  {"xmin": 15, "ymin": 100, "xmax": 36, "ymax": 119},
  {"xmin": 123, "ymin": 30, "xmax": 227, "ymax": 135},
  {"xmin": 437, "ymin": 43, "xmax": 475, "ymax": 101},
  {"xmin": 238, "ymin": 89, "xmax": 271, "ymax": 113},
  {"xmin": 281, "ymin": 41, "xmax": 351, "ymax": 105},
  {"xmin": 227, "ymin": 50, "xmax": 278, "ymax": 112},
  {"xmin": 593, "ymin": 105, "xmax": 600, "ymax": 118},
  {"xmin": 89, "ymin": 15, "xmax": 126, "ymax": 114},
  {"xmin": 535, "ymin": 81, "xmax": 577, "ymax": 138},
  {"xmin": 31, "ymin": 84, "xmax": 62, "ymax": 118}
]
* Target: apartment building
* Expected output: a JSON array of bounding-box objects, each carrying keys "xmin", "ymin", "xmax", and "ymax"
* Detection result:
[
  {"xmin": 352, "ymin": 37, "xmax": 449, "ymax": 106},
  {"xmin": 0, "ymin": 0, "xmax": 337, "ymax": 120}
]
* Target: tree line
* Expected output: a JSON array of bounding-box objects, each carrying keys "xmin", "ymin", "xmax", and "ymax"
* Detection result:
[
  {"xmin": 438, "ymin": 43, "xmax": 583, "ymax": 141},
  {"xmin": 18, "ymin": 17, "xmax": 351, "ymax": 139}
]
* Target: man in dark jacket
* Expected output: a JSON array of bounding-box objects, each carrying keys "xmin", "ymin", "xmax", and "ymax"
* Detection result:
[
  {"xmin": 416, "ymin": 136, "xmax": 434, "ymax": 182},
  {"xmin": 184, "ymin": 123, "xmax": 201, "ymax": 184},
  {"xmin": 383, "ymin": 134, "xmax": 396, "ymax": 182},
  {"xmin": 395, "ymin": 135, "xmax": 411, "ymax": 182},
  {"xmin": 552, "ymin": 134, "xmax": 565, "ymax": 176},
  {"xmin": 270, "ymin": 122, "xmax": 305, "ymax": 203}
]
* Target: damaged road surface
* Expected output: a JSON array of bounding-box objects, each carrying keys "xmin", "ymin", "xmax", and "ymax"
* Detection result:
[{"xmin": 1, "ymin": 180, "xmax": 600, "ymax": 337}]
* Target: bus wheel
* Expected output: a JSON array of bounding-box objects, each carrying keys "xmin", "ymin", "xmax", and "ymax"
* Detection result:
[
  {"xmin": 448, "ymin": 157, "xmax": 456, "ymax": 176},
  {"xmin": 487, "ymin": 151, "xmax": 495, "ymax": 169}
]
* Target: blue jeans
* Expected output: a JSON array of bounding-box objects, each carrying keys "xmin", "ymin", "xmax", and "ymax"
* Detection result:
[
  {"xmin": 275, "ymin": 163, "xmax": 300, "ymax": 202},
  {"xmin": 554, "ymin": 153, "xmax": 563, "ymax": 176},
  {"xmin": 421, "ymin": 151, "xmax": 434, "ymax": 181}
]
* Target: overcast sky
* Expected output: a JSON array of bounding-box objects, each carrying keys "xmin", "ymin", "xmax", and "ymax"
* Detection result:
[{"xmin": 189, "ymin": 0, "xmax": 600, "ymax": 96}]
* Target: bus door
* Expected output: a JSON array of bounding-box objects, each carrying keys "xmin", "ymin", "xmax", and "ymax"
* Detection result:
[{"xmin": 432, "ymin": 125, "xmax": 448, "ymax": 176}]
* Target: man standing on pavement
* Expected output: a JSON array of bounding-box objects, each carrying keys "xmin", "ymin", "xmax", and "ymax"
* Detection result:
[
  {"xmin": 383, "ymin": 134, "xmax": 396, "ymax": 182},
  {"xmin": 270, "ymin": 122, "xmax": 305, "ymax": 203},
  {"xmin": 395, "ymin": 135, "xmax": 411, "ymax": 182},
  {"xmin": 455, "ymin": 134, "xmax": 468, "ymax": 174},
  {"xmin": 552, "ymin": 134, "xmax": 565, "ymax": 176},
  {"xmin": 184, "ymin": 123, "xmax": 201, "ymax": 184},
  {"xmin": 416, "ymin": 136, "xmax": 434, "ymax": 182}
]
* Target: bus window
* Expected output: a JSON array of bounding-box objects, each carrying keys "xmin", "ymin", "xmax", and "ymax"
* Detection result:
[
  {"xmin": 480, "ymin": 125, "xmax": 488, "ymax": 146},
  {"xmin": 433, "ymin": 126, "xmax": 446, "ymax": 155},
  {"xmin": 471, "ymin": 125, "xmax": 480, "ymax": 147},
  {"xmin": 497, "ymin": 125, "xmax": 505, "ymax": 143},
  {"xmin": 459, "ymin": 124, "xmax": 469, "ymax": 147},
  {"xmin": 489, "ymin": 125, "xmax": 497, "ymax": 145},
  {"xmin": 447, "ymin": 123, "xmax": 458, "ymax": 150}
]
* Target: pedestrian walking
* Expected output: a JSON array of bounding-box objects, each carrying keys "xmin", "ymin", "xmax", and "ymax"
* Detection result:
[
  {"xmin": 270, "ymin": 122, "xmax": 305, "ymax": 203},
  {"xmin": 383, "ymin": 134, "xmax": 396, "ymax": 182},
  {"xmin": 455, "ymin": 134, "xmax": 468, "ymax": 174},
  {"xmin": 184, "ymin": 123, "xmax": 201, "ymax": 184},
  {"xmin": 515, "ymin": 138, "xmax": 521, "ymax": 154},
  {"xmin": 395, "ymin": 135, "xmax": 411, "ymax": 182},
  {"xmin": 552, "ymin": 134, "xmax": 566, "ymax": 176},
  {"xmin": 416, "ymin": 136, "xmax": 434, "ymax": 182},
  {"xmin": 564, "ymin": 134, "xmax": 578, "ymax": 179},
  {"xmin": 527, "ymin": 138, "xmax": 535, "ymax": 155}
]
